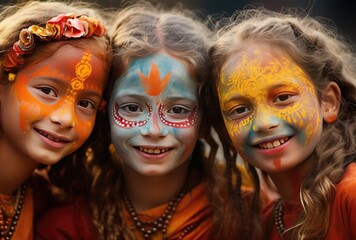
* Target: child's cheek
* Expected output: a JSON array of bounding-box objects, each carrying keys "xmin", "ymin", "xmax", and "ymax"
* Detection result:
[
  {"xmin": 72, "ymin": 115, "xmax": 95, "ymax": 149},
  {"xmin": 224, "ymin": 118, "xmax": 252, "ymax": 146}
]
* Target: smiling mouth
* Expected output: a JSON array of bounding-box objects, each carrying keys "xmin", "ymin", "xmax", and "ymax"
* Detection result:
[
  {"xmin": 256, "ymin": 137, "xmax": 291, "ymax": 149},
  {"xmin": 36, "ymin": 129, "xmax": 70, "ymax": 143},
  {"xmin": 135, "ymin": 147, "xmax": 173, "ymax": 155}
]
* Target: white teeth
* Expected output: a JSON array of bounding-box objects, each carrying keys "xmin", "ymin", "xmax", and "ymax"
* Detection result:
[
  {"xmin": 258, "ymin": 137, "xmax": 289, "ymax": 149},
  {"xmin": 272, "ymin": 140, "xmax": 281, "ymax": 147},
  {"xmin": 139, "ymin": 147, "xmax": 169, "ymax": 154},
  {"xmin": 39, "ymin": 130, "xmax": 63, "ymax": 142}
]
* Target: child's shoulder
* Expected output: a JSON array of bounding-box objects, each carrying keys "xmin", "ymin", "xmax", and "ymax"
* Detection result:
[
  {"xmin": 335, "ymin": 163, "xmax": 356, "ymax": 198},
  {"xmin": 35, "ymin": 194, "xmax": 95, "ymax": 239}
]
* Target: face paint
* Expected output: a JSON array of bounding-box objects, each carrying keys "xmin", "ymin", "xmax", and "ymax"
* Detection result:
[
  {"xmin": 109, "ymin": 52, "xmax": 201, "ymax": 176},
  {"xmin": 138, "ymin": 63, "xmax": 171, "ymax": 96},
  {"xmin": 158, "ymin": 104, "xmax": 199, "ymax": 128},
  {"xmin": 112, "ymin": 102, "xmax": 153, "ymax": 128},
  {"xmin": 59, "ymin": 52, "xmax": 94, "ymax": 129},
  {"xmin": 218, "ymin": 46, "xmax": 323, "ymax": 173},
  {"xmin": 113, "ymin": 61, "xmax": 199, "ymax": 129},
  {"xmin": 1, "ymin": 45, "xmax": 107, "ymax": 165}
]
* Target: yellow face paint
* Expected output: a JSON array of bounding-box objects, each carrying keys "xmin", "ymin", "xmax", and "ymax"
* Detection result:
[
  {"xmin": 219, "ymin": 49, "xmax": 320, "ymax": 143},
  {"xmin": 217, "ymin": 46, "xmax": 323, "ymax": 173}
]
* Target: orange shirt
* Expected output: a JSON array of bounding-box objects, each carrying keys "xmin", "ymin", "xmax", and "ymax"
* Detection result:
[
  {"xmin": 263, "ymin": 163, "xmax": 356, "ymax": 239},
  {"xmin": 122, "ymin": 181, "xmax": 212, "ymax": 240}
]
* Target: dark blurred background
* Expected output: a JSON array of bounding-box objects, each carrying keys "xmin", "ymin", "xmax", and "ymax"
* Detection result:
[{"xmin": 1, "ymin": 0, "xmax": 355, "ymax": 44}]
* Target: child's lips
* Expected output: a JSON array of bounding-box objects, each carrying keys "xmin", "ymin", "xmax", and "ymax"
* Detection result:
[{"xmin": 35, "ymin": 128, "xmax": 71, "ymax": 143}]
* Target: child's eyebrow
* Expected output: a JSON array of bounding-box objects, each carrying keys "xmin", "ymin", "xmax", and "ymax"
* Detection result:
[
  {"xmin": 31, "ymin": 76, "xmax": 69, "ymax": 86},
  {"xmin": 114, "ymin": 93, "xmax": 147, "ymax": 102}
]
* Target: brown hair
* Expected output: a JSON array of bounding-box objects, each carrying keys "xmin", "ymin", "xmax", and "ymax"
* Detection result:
[
  {"xmin": 87, "ymin": 2, "xmax": 249, "ymax": 239},
  {"xmin": 0, "ymin": 0, "xmax": 112, "ymax": 199},
  {"xmin": 205, "ymin": 7, "xmax": 356, "ymax": 240}
]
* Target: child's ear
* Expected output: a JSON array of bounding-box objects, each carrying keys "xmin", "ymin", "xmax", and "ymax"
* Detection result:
[{"xmin": 321, "ymin": 82, "xmax": 341, "ymax": 123}]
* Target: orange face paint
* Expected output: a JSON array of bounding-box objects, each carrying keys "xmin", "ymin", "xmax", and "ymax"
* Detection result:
[
  {"xmin": 325, "ymin": 114, "xmax": 337, "ymax": 123},
  {"xmin": 273, "ymin": 158, "xmax": 282, "ymax": 170},
  {"xmin": 138, "ymin": 63, "xmax": 171, "ymax": 96},
  {"xmin": 2, "ymin": 44, "xmax": 107, "ymax": 165}
]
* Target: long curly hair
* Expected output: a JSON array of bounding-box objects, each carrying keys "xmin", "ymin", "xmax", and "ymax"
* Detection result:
[
  {"xmin": 0, "ymin": 0, "xmax": 112, "ymax": 198},
  {"xmin": 205, "ymin": 7, "xmax": 356, "ymax": 240},
  {"xmin": 87, "ymin": 2, "xmax": 250, "ymax": 239}
]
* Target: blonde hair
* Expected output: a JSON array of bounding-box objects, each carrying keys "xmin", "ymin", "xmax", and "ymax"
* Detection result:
[{"xmin": 207, "ymin": 7, "xmax": 356, "ymax": 240}]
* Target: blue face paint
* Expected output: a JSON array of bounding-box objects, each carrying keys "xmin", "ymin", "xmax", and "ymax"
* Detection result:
[
  {"xmin": 108, "ymin": 52, "xmax": 202, "ymax": 177},
  {"xmin": 218, "ymin": 46, "xmax": 323, "ymax": 173}
]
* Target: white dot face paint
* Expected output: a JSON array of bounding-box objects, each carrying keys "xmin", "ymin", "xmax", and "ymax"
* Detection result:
[{"xmin": 109, "ymin": 52, "xmax": 201, "ymax": 176}]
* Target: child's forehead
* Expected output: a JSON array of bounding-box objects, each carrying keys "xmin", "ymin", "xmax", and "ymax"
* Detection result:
[
  {"xmin": 224, "ymin": 44, "xmax": 288, "ymax": 70},
  {"xmin": 129, "ymin": 53, "xmax": 186, "ymax": 71}
]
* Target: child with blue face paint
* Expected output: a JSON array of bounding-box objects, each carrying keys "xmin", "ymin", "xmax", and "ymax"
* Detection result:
[
  {"xmin": 100, "ymin": 2, "xmax": 209, "ymax": 239},
  {"xmin": 205, "ymin": 7, "xmax": 356, "ymax": 240},
  {"xmin": 91, "ymin": 3, "xmax": 226, "ymax": 239}
]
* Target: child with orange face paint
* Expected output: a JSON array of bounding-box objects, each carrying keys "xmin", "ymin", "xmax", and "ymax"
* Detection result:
[
  {"xmin": 36, "ymin": 2, "xmax": 255, "ymax": 240},
  {"xmin": 204, "ymin": 7, "xmax": 356, "ymax": 240},
  {"xmin": 0, "ymin": 1, "xmax": 111, "ymax": 239}
]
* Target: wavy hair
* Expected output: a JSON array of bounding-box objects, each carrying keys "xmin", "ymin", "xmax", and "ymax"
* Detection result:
[
  {"xmin": 87, "ymin": 2, "xmax": 249, "ymax": 239},
  {"xmin": 0, "ymin": 0, "xmax": 112, "ymax": 198},
  {"xmin": 205, "ymin": 7, "xmax": 356, "ymax": 240}
]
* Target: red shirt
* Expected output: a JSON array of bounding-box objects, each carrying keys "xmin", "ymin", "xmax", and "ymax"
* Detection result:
[
  {"xmin": 35, "ymin": 195, "xmax": 96, "ymax": 240},
  {"xmin": 263, "ymin": 163, "xmax": 356, "ymax": 239}
]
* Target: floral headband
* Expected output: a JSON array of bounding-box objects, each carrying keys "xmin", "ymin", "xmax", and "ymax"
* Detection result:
[{"xmin": 2, "ymin": 13, "xmax": 106, "ymax": 78}]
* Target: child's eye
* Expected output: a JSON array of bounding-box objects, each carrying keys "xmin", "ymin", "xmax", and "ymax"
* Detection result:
[
  {"xmin": 78, "ymin": 100, "xmax": 95, "ymax": 110},
  {"xmin": 168, "ymin": 106, "xmax": 190, "ymax": 115},
  {"xmin": 228, "ymin": 105, "xmax": 251, "ymax": 120},
  {"xmin": 274, "ymin": 94, "xmax": 293, "ymax": 103},
  {"xmin": 37, "ymin": 87, "xmax": 57, "ymax": 97},
  {"xmin": 121, "ymin": 103, "xmax": 143, "ymax": 113}
]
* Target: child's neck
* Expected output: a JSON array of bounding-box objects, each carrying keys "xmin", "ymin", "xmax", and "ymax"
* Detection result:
[
  {"xmin": 269, "ymin": 158, "xmax": 313, "ymax": 202},
  {"xmin": 123, "ymin": 160, "xmax": 190, "ymax": 212},
  {"xmin": 0, "ymin": 141, "xmax": 39, "ymax": 195}
]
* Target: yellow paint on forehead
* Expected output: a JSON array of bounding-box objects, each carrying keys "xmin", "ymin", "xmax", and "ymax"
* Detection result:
[
  {"xmin": 16, "ymin": 52, "xmax": 94, "ymax": 133},
  {"xmin": 218, "ymin": 49, "xmax": 320, "ymax": 142},
  {"xmin": 64, "ymin": 51, "xmax": 94, "ymax": 131},
  {"xmin": 68, "ymin": 52, "xmax": 92, "ymax": 96}
]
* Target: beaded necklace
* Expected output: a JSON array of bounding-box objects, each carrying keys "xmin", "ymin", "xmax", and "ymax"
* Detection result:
[
  {"xmin": 0, "ymin": 184, "xmax": 26, "ymax": 240},
  {"xmin": 274, "ymin": 198, "xmax": 285, "ymax": 237},
  {"xmin": 123, "ymin": 190, "xmax": 200, "ymax": 240}
]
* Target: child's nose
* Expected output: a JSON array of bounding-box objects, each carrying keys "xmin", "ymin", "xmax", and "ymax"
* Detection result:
[
  {"xmin": 252, "ymin": 108, "xmax": 280, "ymax": 132},
  {"xmin": 49, "ymin": 100, "xmax": 75, "ymax": 128},
  {"xmin": 140, "ymin": 113, "xmax": 169, "ymax": 138}
]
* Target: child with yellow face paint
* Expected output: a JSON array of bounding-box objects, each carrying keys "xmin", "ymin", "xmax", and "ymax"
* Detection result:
[
  {"xmin": 0, "ymin": 1, "xmax": 111, "ymax": 239},
  {"xmin": 204, "ymin": 7, "xmax": 356, "ymax": 240}
]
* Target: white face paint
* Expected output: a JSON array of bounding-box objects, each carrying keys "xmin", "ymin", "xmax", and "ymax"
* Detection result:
[{"xmin": 109, "ymin": 53, "xmax": 201, "ymax": 176}]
